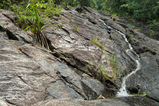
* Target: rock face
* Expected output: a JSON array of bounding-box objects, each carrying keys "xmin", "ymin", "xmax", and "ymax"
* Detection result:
[
  {"xmin": 33, "ymin": 97, "xmax": 159, "ymax": 106},
  {"xmin": 126, "ymin": 29, "xmax": 159, "ymax": 101},
  {"xmin": 0, "ymin": 7, "xmax": 159, "ymax": 106}
]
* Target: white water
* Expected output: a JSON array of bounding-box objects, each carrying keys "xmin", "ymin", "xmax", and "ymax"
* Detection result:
[
  {"xmin": 99, "ymin": 19, "xmax": 140, "ymax": 97},
  {"xmin": 116, "ymin": 49, "xmax": 140, "ymax": 97}
]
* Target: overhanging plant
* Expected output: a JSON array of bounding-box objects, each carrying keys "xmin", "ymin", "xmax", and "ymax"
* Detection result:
[{"xmin": 12, "ymin": 0, "xmax": 62, "ymax": 49}]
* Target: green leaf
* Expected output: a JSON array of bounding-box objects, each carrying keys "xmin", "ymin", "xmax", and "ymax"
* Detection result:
[{"xmin": 24, "ymin": 26, "xmax": 31, "ymax": 31}]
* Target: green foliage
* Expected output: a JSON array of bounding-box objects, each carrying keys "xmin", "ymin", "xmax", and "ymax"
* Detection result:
[
  {"xmin": 90, "ymin": 38, "xmax": 120, "ymax": 79},
  {"xmin": 0, "ymin": 0, "xmax": 11, "ymax": 10},
  {"xmin": 148, "ymin": 20, "xmax": 159, "ymax": 33},
  {"xmin": 78, "ymin": 0, "xmax": 91, "ymax": 7},
  {"xmin": 71, "ymin": 21, "xmax": 79, "ymax": 31},
  {"xmin": 127, "ymin": 31, "xmax": 138, "ymax": 41},
  {"xmin": 100, "ymin": 0, "xmax": 159, "ymax": 38},
  {"xmin": 2, "ymin": 0, "xmax": 159, "ymax": 26},
  {"xmin": 111, "ymin": 14, "xmax": 118, "ymax": 19},
  {"xmin": 106, "ymin": 0, "xmax": 159, "ymax": 23},
  {"xmin": 11, "ymin": 0, "xmax": 62, "ymax": 49},
  {"xmin": 110, "ymin": 54, "xmax": 117, "ymax": 70},
  {"xmin": 136, "ymin": 89, "xmax": 147, "ymax": 97},
  {"xmin": 88, "ymin": 62, "xmax": 93, "ymax": 66},
  {"xmin": 110, "ymin": 54, "xmax": 120, "ymax": 77},
  {"xmin": 98, "ymin": 54, "xmax": 120, "ymax": 80},
  {"xmin": 99, "ymin": 65, "xmax": 113, "ymax": 79},
  {"xmin": 54, "ymin": 0, "xmax": 98, "ymax": 9},
  {"xmin": 127, "ymin": 24, "xmax": 135, "ymax": 29},
  {"xmin": 0, "ymin": 0, "xmax": 27, "ymax": 10},
  {"xmin": 0, "ymin": 3, "xmax": 3, "ymax": 8},
  {"xmin": 71, "ymin": 25, "xmax": 79, "ymax": 31},
  {"xmin": 67, "ymin": 5, "xmax": 72, "ymax": 10},
  {"xmin": 54, "ymin": 0, "xmax": 80, "ymax": 7},
  {"xmin": 134, "ymin": 28, "xmax": 141, "ymax": 32},
  {"xmin": 146, "ymin": 30, "xmax": 157, "ymax": 37},
  {"xmin": 90, "ymin": 39, "xmax": 105, "ymax": 51},
  {"xmin": 97, "ymin": 0, "xmax": 109, "ymax": 11}
]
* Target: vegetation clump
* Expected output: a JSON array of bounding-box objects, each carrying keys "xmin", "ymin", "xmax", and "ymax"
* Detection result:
[
  {"xmin": 2, "ymin": 0, "xmax": 62, "ymax": 49},
  {"xmin": 90, "ymin": 39, "xmax": 105, "ymax": 51},
  {"xmin": 1, "ymin": 0, "xmax": 158, "ymax": 38},
  {"xmin": 71, "ymin": 21, "xmax": 79, "ymax": 31},
  {"xmin": 90, "ymin": 38, "xmax": 120, "ymax": 80},
  {"xmin": 136, "ymin": 89, "xmax": 147, "ymax": 97}
]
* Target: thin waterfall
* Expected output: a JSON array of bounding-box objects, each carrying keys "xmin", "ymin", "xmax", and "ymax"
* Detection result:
[{"xmin": 99, "ymin": 19, "xmax": 140, "ymax": 97}]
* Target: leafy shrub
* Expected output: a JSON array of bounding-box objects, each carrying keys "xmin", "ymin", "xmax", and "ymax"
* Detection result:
[
  {"xmin": 147, "ymin": 30, "xmax": 157, "ymax": 37},
  {"xmin": 127, "ymin": 24, "xmax": 135, "ymax": 29},
  {"xmin": 0, "ymin": 3, "xmax": 3, "ymax": 8}
]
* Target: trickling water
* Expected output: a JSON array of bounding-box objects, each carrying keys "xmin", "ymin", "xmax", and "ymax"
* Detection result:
[
  {"xmin": 116, "ymin": 50, "xmax": 140, "ymax": 97},
  {"xmin": 99, "ymin": 19, "xmax": 140, "ymax": 97}
]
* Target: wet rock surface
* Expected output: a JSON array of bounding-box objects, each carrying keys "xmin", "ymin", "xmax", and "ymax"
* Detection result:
[
  {"xmin": 126, "ymin": 29, "xmax": 159, "ymax": 102},
  {"xmin": 0, "ymin": 7, "xmax": 159, "ymax": 106}
]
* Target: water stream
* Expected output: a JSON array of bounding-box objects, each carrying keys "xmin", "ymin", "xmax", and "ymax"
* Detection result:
[{"xmin": 99, "ymin": 19, "xmax": 141, "ymax": 97}]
